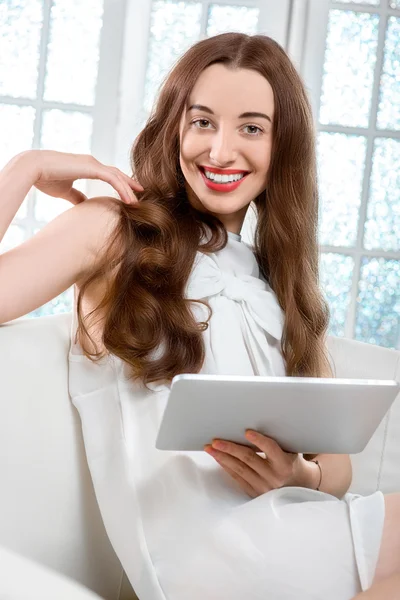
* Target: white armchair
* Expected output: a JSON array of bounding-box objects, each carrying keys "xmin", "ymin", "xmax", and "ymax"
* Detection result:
[
  {"xmin": 0, "ymin": 313, "xmax": 399, "ymax": 599},
  {"xmin": 0, "ymin": 313, "xmax": 137, "ymax": 600}
]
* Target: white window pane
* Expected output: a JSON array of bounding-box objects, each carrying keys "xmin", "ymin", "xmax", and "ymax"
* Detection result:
[
  {"xmin": 40, "ymin": 109, "xmax": 93, "ymax": 153},
  {"xmin": 377, "ymin": 17, "xmax": 400, "ymax": 131},
  {"xmin": 206, "ymin": 4, "xmax": 259, "ymax": 36},
  {"xmin": 0, "ymin": 104, "xmax": 35, "ymax": 169},
  {"xmin": 364, "ymin": 137, "xmax": 400, "ymax": 251},
  {"xmin": 0, "ymin": 224, "xmax": 25, "ymax": 253},
  {"xmin": 321, "ymin": 253, "xmax": 354, "ymax": 337},
  {"xmin": 389, "ymin": 0, "xmax": 400, "ymax": 7},
  {"xmin": 317, "ymin": 132, "xmax": 367, "ymax": 247},
  {"xmin": 319, "ymin": 10, "xmax": 379, "ymax": 128},
  {"xmin": 44, "ymin": 0, "xmax": 104, "ymax": 106},
  {"xmin": 144, "ymin": 0, "xmax": 202, "ymax": 113},
  {"xmin": 356, "ymin": 258, "xmax": 400, "ymax": 349},
  {"xmin": 0, "ymin": 0, "xmax": 43, "ymax": 99}
]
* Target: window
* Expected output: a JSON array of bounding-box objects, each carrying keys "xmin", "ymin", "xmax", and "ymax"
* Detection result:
[{"xmin": 300, "ymin": 0, "xmax": 400, "ymax": 349}]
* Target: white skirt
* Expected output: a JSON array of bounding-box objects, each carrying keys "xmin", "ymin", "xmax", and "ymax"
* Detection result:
[{"xmin": 154, "ymin": 487, "xmax": 385, "ymax": 600}]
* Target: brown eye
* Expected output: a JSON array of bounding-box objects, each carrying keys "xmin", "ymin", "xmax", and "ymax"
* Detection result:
[
  {"xmin": 193, "ymin": 118, "xmax": 211, "ymax": 129},
  {"xmin": 244, "ymin": 125, "xmax": 263, "ymax": 135}
]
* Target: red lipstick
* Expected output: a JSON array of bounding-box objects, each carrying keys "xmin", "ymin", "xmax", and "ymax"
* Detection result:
[
  {"xmin": 200, "ymin": 165, "xmax": 249, "ymax": 175},
  {"xmin": 199, "ymin": 166, "xmax": 249, "ymax": 193}
]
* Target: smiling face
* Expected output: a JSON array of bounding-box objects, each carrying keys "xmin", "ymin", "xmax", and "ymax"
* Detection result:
[{"xmin": 179, "ymin": 63, "xmax": 275, "ymax": 234}]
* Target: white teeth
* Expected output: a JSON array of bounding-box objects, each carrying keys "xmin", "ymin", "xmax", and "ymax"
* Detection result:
[{"xmin": 203, "ymin": 169, "xmax": 245, "ymax": 183}]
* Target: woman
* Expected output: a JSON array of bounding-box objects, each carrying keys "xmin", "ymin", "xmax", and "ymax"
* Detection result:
[{"xmin": 0, "ymin": 33, "xmax": 399, "ymax": 600}]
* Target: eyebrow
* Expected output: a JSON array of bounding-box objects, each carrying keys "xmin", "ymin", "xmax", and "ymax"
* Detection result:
[{"xmin": 188, "ymin": 104, "xmax": 272, "ymax": 123}]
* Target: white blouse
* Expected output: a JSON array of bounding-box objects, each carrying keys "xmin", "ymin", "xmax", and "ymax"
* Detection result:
[{"xmin": 69, "ymin": 232, "xmax": 384, "ymax": 600}]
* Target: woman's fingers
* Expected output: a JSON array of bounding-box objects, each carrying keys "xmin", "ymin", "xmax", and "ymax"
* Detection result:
[
  {"xmin": 245, "ymin": 431, "xmax": 298, "ymax": 470},
  {"xmin": 115, "ymin": 174, "xmax": 138, "ymax": 204},
  {"xmin": 211, "ymin": 438, "xmax": 272, "ymax": 477},
  {"xmin": 99, "ymin": 168, "xmax": 139, "ymax": 205},
  {"xmin": 205, "ymin": 444, "xmax": 270, "ymax": 496},
  {"xmin": 207, "ymin": 443, "xmax": 272, "ymax": 487},
  {"xmin": 206, "ymin": 431, "xmax": 304, "ymax": 497},
  {"xmin": 222, "ymin": 465, "xmax": 259, "ymax": 498},
  {"xmin": 78, "ymin": 157, "xmax": 143, "ymax": 203},
  {"xmin": 207, "ymin": 432, "xmax": 298, "ymax": 492},
  {"xmin": 126, "ymin": 175, "xmax": 144, "ymax": 192},
  {"xmin": 244, "ymin": 430, "xmax": 284, "ymax": 457},
  {"xmin": 108, "ymin": 166, "xmax": 144, "ymax": 193}
]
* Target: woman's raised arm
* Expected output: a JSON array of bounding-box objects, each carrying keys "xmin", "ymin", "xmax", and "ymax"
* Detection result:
[{"xmin": 0, "ymin": 150, "xmax": 142, "ymax": 324}]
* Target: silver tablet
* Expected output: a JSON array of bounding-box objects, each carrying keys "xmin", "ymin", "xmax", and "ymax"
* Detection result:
[{"xmin": 155, "ymin": 374, "xmax": 399, "ymax": 454}]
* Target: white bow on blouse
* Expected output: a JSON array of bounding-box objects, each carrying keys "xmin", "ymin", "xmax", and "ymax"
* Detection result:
[{"xmin": 186, "ymin": 245, "xmax": 285, "ymax": 376}]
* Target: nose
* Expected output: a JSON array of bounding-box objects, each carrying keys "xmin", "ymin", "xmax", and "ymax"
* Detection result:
[{"xmin": 209, "ymin": 127, "xmax": 237, "ymax": 166}]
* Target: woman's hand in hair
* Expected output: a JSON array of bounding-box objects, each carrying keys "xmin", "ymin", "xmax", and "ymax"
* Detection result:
[
  {"xmin": 25, "ymin": 149, "xmax": 143, "ymax": 205},
  {"xmin": 204, "ymin": 431, "xmax": 319, "ymax": 498}
]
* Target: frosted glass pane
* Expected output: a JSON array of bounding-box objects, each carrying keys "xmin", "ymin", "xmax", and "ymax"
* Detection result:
[
  {"xmin": 319, "ymin": 10, "xmax": 379, "ymax": 128},
  {"xmin": 29, "ymin": 286, "xmax": 74, "ymax": 318},
  {"xmin": 317, "ymin": 132, "xmax": 367, "ymax": 247},
  {"xmin": 44, "ymin": 0, "xmax": 104, "ymax": 106},
  {"xmin": 40, "ymin": 109, "xmax": 93, "ymax": 153},
  {"xmin": 207, "ymin": 5, "xmax": 259, "ymax": 36},
  {"xmin": 364, "ymin": 138, "xmax": 400, "ymax": 251},
  {"xmin": 355, "ymin": 258, "xmax": 400, "ymax": 349},
  {"xmin": 335, "ymin": 0, "xmax": 380, "ymax": 5},
  {"xmin": 144, "ymin": 0, "xmax": 202, "ymax": 112},
  {"xmin": 0, "ymin": 104, "xmax": 35, "ymax": 169},
  {"xmin": 377, "ymin": 17, "xmax": 400, "ymax": 131},
  {"xmin": 320, "ymin": 253, "xmax": 354, "ymax": 337},
  {"xmin": 0, "ymin": 224, "xmax": 25, "ymax": 253},
  {"xmin": 0, "ymin": 0, "xmax": 43, "ymax": 98}
]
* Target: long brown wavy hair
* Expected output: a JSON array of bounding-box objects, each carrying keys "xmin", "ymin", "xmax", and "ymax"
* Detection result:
[{"xmin": 76, "ymin": 32, "xmax": 332, "ymax": 385}]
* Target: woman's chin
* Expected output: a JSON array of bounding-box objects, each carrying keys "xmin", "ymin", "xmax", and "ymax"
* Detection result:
[
  {"xmin": 198, "ymin": 196, "xmax": 251, "ymax": 216},
  {"xmin": 185, "ymin": 183, "xmax": 252, "ymax": 217}
]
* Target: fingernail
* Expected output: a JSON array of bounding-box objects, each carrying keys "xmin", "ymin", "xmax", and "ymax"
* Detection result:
[
  {"xmin": 212, "ymin": 440, "xmax": 226, "ymax": 450},
  {"xmin": 246, "ymin": 431, "xmax": 257, "ymax": 440}
]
